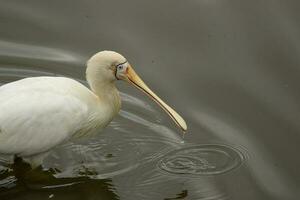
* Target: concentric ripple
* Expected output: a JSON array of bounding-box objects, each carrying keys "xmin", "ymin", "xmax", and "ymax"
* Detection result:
[
  {"xmin": 45, "ymin": 136, "xmax": 180, "ymax": 179},
  {"xmin": 158, "ymin": 144, "xmax": 244, "ymax": 176}
]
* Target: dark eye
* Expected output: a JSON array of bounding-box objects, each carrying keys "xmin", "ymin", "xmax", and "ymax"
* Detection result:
[{"xmin": 117, "ymin": 65, "xmax": 123, "ymax": 70}]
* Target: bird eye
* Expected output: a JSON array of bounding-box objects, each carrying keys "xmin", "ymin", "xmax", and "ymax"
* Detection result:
[{"xmin": 117, "ymin": 65, "xmax": 123, "ymax": 70}]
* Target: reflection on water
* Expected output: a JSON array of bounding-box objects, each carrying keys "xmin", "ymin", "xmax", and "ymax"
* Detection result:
[
  {"xmin": 0, "ymin": 40, "xmax": 82, "ymax": 63},
  {"xmin": 0, "ymin": 171, "xmax": 118, "ymax": 200}
]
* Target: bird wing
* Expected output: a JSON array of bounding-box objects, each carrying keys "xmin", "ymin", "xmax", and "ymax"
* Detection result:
[{"xmin": 0, "ymin": 77, "xmax": 90, "ymax": 156}]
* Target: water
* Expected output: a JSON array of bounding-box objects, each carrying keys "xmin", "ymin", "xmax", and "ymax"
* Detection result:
[
  {"xmin": 158, "ymin": 144, "xmax": 244, "ymax": 176},
  {"xmin": 0, "ymin": 0, "xmax": 300, "ymax": 199}
]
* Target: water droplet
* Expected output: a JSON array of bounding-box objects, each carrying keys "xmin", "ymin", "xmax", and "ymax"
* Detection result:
[{"xmin": 181, "ymin": 132, "xmax": 185, "ymax": 140}]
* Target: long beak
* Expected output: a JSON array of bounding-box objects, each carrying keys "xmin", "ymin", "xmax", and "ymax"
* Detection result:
[{"xmin": 125, "ymin": 64, "xmax": 187, "ymax": 132}]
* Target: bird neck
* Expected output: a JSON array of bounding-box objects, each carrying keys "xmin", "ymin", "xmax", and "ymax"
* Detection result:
[
  {"xmin": 90, "ymin": 78, "xmax": 120, "ymax": 109},
  {"xmin": 89, "ymin": 80, "xmax": 119, "ymax": 101},
  {"xmin": 85, "ymin": 65, "xmax": 121, "ymax": 113}
]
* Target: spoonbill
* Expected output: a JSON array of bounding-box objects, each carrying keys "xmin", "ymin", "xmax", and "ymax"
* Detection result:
[{"xmin": 0, "ymin": 51, "xmax": 187, "ymax": 168}]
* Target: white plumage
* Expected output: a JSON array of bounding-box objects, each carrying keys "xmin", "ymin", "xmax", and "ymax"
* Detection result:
[{"xmin": 0, "ymin": 51, "xmax": 186, "ymax": 168}]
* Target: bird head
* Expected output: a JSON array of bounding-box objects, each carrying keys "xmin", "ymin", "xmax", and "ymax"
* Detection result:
[{"xmin": 86, "ymin": 50, "xmax": 187, "ymax": 132}]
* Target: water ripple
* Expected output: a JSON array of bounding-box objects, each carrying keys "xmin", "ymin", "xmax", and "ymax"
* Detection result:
[
  {"xmin": 45, "ymin": 136, "xmax": 180, "ymax": 179},
  {"xmin": 158, "ymin": 144, "xmax": 244, "ymax": 176},
  {"xmin": 0, "ymin": 40, "xmax": 83, "ymax": 63}
]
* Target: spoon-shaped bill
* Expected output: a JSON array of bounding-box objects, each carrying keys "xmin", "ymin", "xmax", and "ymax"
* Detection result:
[{"xmin": 125, "ymin": 65, "xmax": 187, "ymax": 132}]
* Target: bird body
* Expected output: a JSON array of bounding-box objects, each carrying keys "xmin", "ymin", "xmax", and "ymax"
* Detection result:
[
  {"xmin": 0, "ymin": 51, "xmax": 186, "ymax": 168},
  {"xmin": 0, "ymin": 76, "xmax": 120, "ymax": 166}
]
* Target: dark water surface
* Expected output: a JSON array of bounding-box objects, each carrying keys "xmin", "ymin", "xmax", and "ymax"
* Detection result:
[{"xmin": 0, "ymin": 0, "xmax": 300, "ymax": 199}]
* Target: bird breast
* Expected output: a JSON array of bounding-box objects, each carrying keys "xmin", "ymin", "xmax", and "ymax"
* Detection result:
[
  {"xmin": 0, "ymin": 76, "xmax": 121, "ymax": 156},
  {"xmin": 72, "ymin": 85, "xmax": 121, "ymax": 138}
]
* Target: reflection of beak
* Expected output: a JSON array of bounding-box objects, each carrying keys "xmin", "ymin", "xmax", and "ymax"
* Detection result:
[{"xmin": 125, "ymin": 64, "xmax": 187, "ymax": 132}]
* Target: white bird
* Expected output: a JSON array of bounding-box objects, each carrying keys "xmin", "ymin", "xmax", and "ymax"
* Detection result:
[{"xmin": 0, "ymin": 51, "xmax": 187, "ymax": 168}]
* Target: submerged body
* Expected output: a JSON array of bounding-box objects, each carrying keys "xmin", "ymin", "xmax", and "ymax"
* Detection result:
[{"xmin": 0, "ymin": 51, "xmax": 186, "ymax": 168}]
